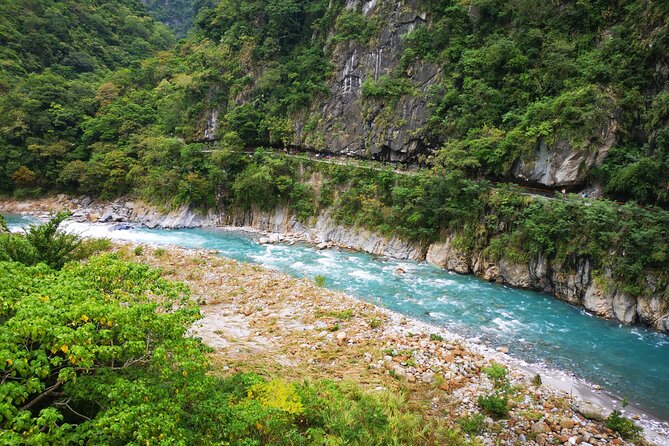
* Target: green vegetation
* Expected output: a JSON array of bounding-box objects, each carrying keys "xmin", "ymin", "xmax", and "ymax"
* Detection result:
[
  {"xmin": 314, "ymin": 274, "xmax": 327, "ymax": 288},
  {"xmin": 369, "ymin": 318, "xmax": 383, "ymax": 329},
  {"xmin": 1, "ymin": 0, "xmax": 668, "ymax": 305},
  {"xmin": 478, "ymin": 364, "xmax": 510, "ymax": 419},
  {"xmin": 143, "ymin": 0, "xmax": 212, "ymax": 38},
  {"xmin": 0, "ymin": 211, "xmax": 108, "ymax": 269},
  {"xmin": 531, "ymin": 374, "xmax": 542, "ymax": 387},
  {"xmin": 605, "ymin": 410, "xmax": 643, "ymax": 441},
  {"xmin": 458, "ymin": 413, "xmax": 485, "ymax": 435},
  {"xmin": 415, "ymin": 1, "xmax": 669, "ymax": 206}
]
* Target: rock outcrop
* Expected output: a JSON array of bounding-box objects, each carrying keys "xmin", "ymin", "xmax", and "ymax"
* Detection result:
[
  {"xmin": 511, "ymin": 119, "xmax": 617, "ymax": 188},
  {"xmin": 294, "ymin": 0, "xmax": 438, "ymax": 162}
]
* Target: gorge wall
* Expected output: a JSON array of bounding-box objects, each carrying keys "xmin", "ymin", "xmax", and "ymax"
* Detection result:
[{"xmin": 228, "ymin": 0, "xmax": 621, "ymax": 190}]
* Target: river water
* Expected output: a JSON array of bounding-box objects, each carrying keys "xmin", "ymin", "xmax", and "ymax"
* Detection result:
[{"xmin": 5, "ymin": 214, "xmax": 669, "ymax": 419}]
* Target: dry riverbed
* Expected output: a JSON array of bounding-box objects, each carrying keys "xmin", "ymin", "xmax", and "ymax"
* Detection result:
[{"xmin": 110, "ymin": 243, "xmax": 658, "ymax": 446}]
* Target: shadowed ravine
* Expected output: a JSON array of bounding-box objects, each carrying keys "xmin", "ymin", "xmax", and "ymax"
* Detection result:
[{"xmin": 5, "ymin": 214, "xmax": 669, "ymax": 421}]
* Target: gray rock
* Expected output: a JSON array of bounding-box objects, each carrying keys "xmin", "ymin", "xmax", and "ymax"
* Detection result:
[
  {"xmin": 637, "ymin": 294, "xmax": 669, "ymax": 330},
  {"xmin": 499, "ymin": 259, "xmax": 532, "ymax": 288},
  {"xmin": 583, "ymin": 282, "xmax": 614, "ymax": 319},
  {"xmin": 574, "ymin": 400, "xmax": 610, "ymax": 421},
  {"xmin": 426, "ymin": 237, "xmax": 470, "ymax": 274},
  {"xmin": 612, "ymin": 289, "xmax": 637, "ymax": 324},
  {"xmin": 293, "ymin": 0, "xmax": 437, "ymax": 162},
  {"xmin": 511, "ymin": 119, "xmax": 616, "ymax": 188}
]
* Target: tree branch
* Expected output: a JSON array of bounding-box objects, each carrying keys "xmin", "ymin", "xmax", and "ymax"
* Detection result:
[{"xmin": 21, "ymin": 381, "xmax": 62, "ymax": 411}]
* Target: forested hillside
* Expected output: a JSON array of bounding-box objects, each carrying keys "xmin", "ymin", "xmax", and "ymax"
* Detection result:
[
  {"xmin": 2, "ymin": 0, "xmax": 668, "ymax": 206},
  {"xmin": 142, "ymin": 0, "xmax": 213, "ymax": 38},
  {"xmin": 0, "ymin": 1, "xmax": 667, "ymax": 307}
]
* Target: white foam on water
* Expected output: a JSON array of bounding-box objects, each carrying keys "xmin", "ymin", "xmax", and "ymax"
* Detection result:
[
  {"xmin": 491, "ymin": 317, "xmax": 523, "ymax": 334},
  {"xmin": 348, "ymin": 269, "xmax": 381, "ymax": 282}
]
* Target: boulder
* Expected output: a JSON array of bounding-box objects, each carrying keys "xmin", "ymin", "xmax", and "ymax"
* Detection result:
[
  {"xmin": 499, "ymin": 259, "xmax": 532, "ymax": 288},
  {"xmin": 582, "ymin": 282, "xmax": 614, "ymax": 319},
  {"xmin": 574, "ymin": 400, "xmax": 609, "ymax": 421},
  {"xmin": 511, "ymin": 119, "xmax": 616, "ymax": 188},
  {"xmin": 637, "ymin": 293, "xmax": 669, "ymax": 330},
  {"xmin": 426, "ymin": 237, "xmax": 470, "ymax": 274}
]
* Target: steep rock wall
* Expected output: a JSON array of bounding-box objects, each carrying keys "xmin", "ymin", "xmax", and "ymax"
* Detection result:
[{"xmin": 294, "ymin": 0, "xmax": 438, "ymax": 161}]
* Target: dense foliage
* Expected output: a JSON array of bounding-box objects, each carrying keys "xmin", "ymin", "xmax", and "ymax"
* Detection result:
[
  {"xmin": 0, "ymin": 0, "xmax": 174, "ymax": 197},
  {"xmin": 416, "ymin": 0, "xmax": 669, "ymax": 206},
  {"xmin": 143, "ymin": 0, "xmax": 213, "ymax": 38},
  {"xmin": 3, "ymin": 0, "xmax": 668, "ymax": 205}
]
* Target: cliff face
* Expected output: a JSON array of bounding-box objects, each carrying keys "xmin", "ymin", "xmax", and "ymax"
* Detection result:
[
  {"xmin": 287, "ymin": 0, "xmax": 616, "ymax": 188},
  {"xmin": 294, "ymin": 0, "xmax": 438, "ymax": 162}
]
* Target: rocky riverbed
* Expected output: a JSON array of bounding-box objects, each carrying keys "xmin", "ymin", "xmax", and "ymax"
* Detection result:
[{"xmin": 102, "ymin": 243, "xmax": 664, "ymax": 445}]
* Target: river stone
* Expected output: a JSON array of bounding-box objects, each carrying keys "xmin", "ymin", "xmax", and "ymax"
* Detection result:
[
  {"xmin": 574, "ymin": 401, "xmax": 609, "ymax": 421},
  {"xmin": 531, "ymin": 421, "xmax": 551, "ymax": 434}
]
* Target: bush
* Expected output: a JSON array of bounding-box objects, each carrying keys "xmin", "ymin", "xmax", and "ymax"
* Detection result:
[
  {"xmin": 23, "ymin": 211, "xmax": 81, "ymax": 269},
  {"xmin": 532, "ymin": 374, "xmax": 542, "ymax": 387},
  {"xmin": 72, "ymin": 237, "xmax": 112, "ymax": 260},
  {"xmin": 314, "ymin": 274, "xmax": 327, "ymax": 287},
  {"xmin": 361, "ymin": 76, "xmax": 414, "ymax": 99},
  {"xmin": 0, "ymin": 254, "xmax": 472, "ymax": 444},
  {"xmin": 0, "ymin": 211, "xmax": 91, "ymax": 269},
  {"xmin": 483, "ymin": 363, "xmax": 509, "ymax": 389},
  {"xmin": 605, "ymin": 410, "xmax": 642, "ymax": 441},
  {"xmin": 477, "ymin": 393, "xmax": 509, "ymax": 419},
  {"xmin": 369, "ymin": 318, "xmax": 383, "ymax": 329},
  {"xmin": 459, "ymin": 413, "xmax": 486, "ymax": 435}
]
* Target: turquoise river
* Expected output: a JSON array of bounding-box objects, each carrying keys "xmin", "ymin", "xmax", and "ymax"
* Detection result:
[{"xmin": 5, "ymin": 214, "xmax": 669, "ymax": 420}]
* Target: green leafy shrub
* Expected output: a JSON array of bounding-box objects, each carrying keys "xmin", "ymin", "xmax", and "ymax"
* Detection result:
[
  {"xmin": 369, "ymin": 318, "xmax": 383, "ymax": 329},
  {"xmin": 483, "ymin": 363, "xmax": 509, "ymax": 389},
  {"xmin": 362, "ymin": 76, "xmax": 414, "ymax": 99},
  {"xmin": 459, "ymin": 413, "xmax": 486, "ymax": 435},
  {"xmin": 331, "ymin": 10, "xmax": 379, "ymax": 44},
  {"xmin": 0, "ymin": 211, "xmax": 92, "ymax": 269},
  {"xmin": 314, "ymin": 274, "xmax": 327, "ymax": 287},
  {"xmin": 605, "ymin": 410, "xmax": 642, "ymax": 441},
  {"xmin": 532, "ymin": 374, "xmax": 542, "ymax": 387},
  {"xmin": 477, "ymin": 393, "xmax": 509, "ymax": 419},
  {"xmin": 0, "ymin": 254, "xmax": 472, "ymax": 444}
]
